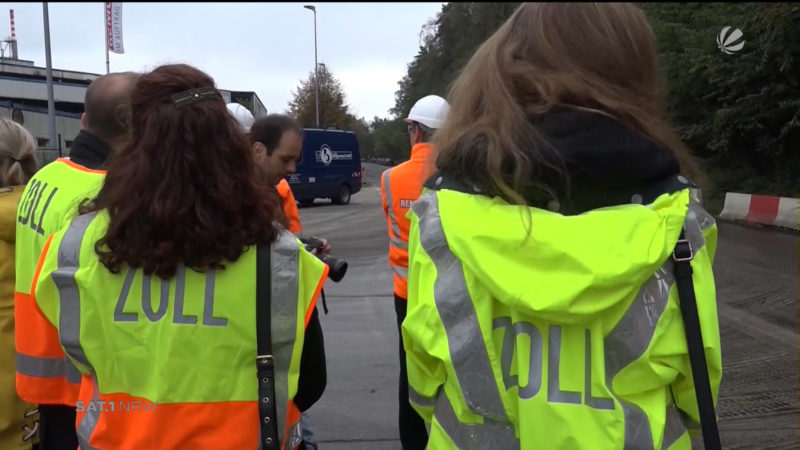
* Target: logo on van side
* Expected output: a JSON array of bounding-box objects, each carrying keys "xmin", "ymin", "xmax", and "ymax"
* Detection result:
[
  {"xmin": 319, "ymin": 145, "xmax": 333, "ymax": 165},
  {"xmin": 315, "ymin": 144, "xmax": 353, "ymax": 166}
]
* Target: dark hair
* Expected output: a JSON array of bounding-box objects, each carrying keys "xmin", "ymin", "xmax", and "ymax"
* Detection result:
[
  {"xmin": 82, "ymin": 63, "xmax": 281, "ymax": 279},
  {"xmin": 250, "ymin": 114, "xmax": 301, "ymax": 155},
  {"xmin": 84, "ymin": 72, "xmax": 140, "ymax": 143}
]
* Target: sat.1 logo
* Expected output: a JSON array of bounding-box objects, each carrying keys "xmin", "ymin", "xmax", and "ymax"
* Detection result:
[
  {"xmin": 320, "ymin": 144, "xmax": 333, "ymax": 166},
  {"xmin": 717, "ymin": 26, "xmax": 744, "ymax": 55}
]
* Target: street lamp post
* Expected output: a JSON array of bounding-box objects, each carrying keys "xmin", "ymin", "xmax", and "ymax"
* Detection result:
[
  {"xmin": 42, "ymin": 3, "xmax": 57, "ymax": 153},
  {"xmin": 304, "ymin": 5, "xmax": 319, "ymax": 128}
]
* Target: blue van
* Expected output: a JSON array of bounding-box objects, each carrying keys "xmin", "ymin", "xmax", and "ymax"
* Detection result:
[{"xmin": 286, "ymin": 128, "xmax": 362, "ymax": 205}]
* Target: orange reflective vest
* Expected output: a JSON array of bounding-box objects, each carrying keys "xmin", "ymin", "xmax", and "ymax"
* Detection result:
[
  {"xmin": 277, "ymin": 179, "xmax": 302, "ymax": 234},
  {"xmin": 380, "ymin": 143, "xmax": 434, "ymax": 299},
  {"xmin": 15, "ymin": 158, "xmax": 105, "ymax": 406}
]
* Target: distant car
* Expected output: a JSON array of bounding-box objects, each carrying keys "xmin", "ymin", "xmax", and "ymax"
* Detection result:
[
  {"xmin": 374, "ymin": 157, "xmax": 395, "ymax": 167},
  {"xmin": 287, "ymin": 128, "xmax": 363, "ymax": 206}
]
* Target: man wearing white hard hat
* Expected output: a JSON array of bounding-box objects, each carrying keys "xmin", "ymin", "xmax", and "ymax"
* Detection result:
[{"xmin": 379, "ymin": 94, "xmax": 450, "ymax": 450}]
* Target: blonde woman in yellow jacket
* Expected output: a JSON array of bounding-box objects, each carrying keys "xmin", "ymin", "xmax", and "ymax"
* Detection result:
[{"xmin": 0, "ymin": 118, "xmax": 39, "ymax": 450}]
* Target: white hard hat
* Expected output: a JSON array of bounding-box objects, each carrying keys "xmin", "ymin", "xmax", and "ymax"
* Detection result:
[
  {"xmin": 404, "ymin": 95, "xmax": 450, "ymax": 129},
  {"xmin": 226, "ymin": 103, "xmax": 255, "ymax": 133}
]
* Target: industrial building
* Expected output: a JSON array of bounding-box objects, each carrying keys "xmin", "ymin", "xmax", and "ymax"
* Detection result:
[{"xmin": 0, "ymin": 57, "xmax": 267, "ymax": 165}]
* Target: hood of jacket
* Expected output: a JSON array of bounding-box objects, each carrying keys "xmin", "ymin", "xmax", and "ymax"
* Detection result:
[{"xmin": 414, "ymin": 109, "xmax": 692, "ymax": 323}]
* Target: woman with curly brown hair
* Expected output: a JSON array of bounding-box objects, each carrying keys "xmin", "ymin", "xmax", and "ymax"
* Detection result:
[{"xmin": 31, "ymin": 63, "xmax": 328, "ymax": 450}]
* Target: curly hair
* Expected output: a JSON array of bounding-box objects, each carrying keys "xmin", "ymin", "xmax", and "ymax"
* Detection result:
[{"xmin": 82, "ymin": 63, "xmax": 281, "ymax": 279}]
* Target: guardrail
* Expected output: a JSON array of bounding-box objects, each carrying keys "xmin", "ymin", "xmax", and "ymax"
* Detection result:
[{"xmin": 719, "ymin": 192, "xmax": 799, "ymax": 231}]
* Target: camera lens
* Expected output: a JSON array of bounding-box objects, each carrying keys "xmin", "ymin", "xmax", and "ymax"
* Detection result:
[{"xmin": 322, "ymin": 256, "xmax": 348, "ymax": 282}]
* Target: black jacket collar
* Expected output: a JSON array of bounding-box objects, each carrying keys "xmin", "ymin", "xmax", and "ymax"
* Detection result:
[
  {"xmin": 427, "ymin": 108, "xmax": 689, "ymax": 215},
  {"xmin": 68, "ymin": 130, "xmax": 111, "ymax": 170}
]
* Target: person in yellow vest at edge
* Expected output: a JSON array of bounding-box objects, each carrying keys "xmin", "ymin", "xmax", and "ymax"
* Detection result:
[
  {"xmin": 31, "ymin": 63, "xmax": 329, "ymax": 450},
  {"xmin": 0, "ymin": 118, "xmax": 40, "ymax": 450},
  {"xmin": 402, "ymin": 3, "xmax": 722, "ymax": 449},
  {"xmin": 381, "ymin": 94, "xmax": 449, "ymax": 450},
  {"xmin": 14, "ymin": 71, "xmax": 139, "ymax": 450}
]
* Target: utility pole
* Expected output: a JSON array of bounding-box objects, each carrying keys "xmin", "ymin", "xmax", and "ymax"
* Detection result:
[
  {"xmin": 43, "ymin": 3, "xmax": 57, "ymax": 152},
  {"xmin": 104, "ymin": 3, "xmax": 109, "ymax": 73},
  {"xmin": 304, "ymin": 5, "xmax": 319, "ymax": 127}
]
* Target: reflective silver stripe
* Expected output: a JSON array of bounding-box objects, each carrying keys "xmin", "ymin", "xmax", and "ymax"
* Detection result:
[
  {"xmin": 433, "ymin": 395, "xmax": 519, "ymax": 450},
  {"xmin": 604, "ymin": 263, "xmax": 671, "ymax": 448},
  {"xmin": 51, "ymin": 212, "xmax": 99, "ymax": 449},
  {"xmin": 584, "ymin": 330, "xmax": 614, "ymax": 410},
  {"xmin": 686, "ymin": 419, "xmax": 701, "ymax": 433},
  {"xmin": 391, "ymin": 265, "xmax": 408, "ymax": 279},
  {"xmin": 77, "ymin": 377, "xmax": 100, "ymax": 450},
  {"xmin": 52, "ymin": 212, "xmax": 96, "ymax": 372},
  {"xmin": 689, "ymin": 199, "xmax": 716, "ymax": 234},
  {"xmin": 65, "ymin": 361, "xmax": 82, "ymax": 383},
  {"xmin": 382, "ymin": 169, "xmax": 403, "ymax": 243},
  {"xmin": 409, "ymin": 386, "xmax": 437, "ymax": 408},
  {"xmin": 415, "ymin": 191, "xmax": 514, "ymax": 429},
  {"xmin": 271, "ymin": 230, "xmax": 302, "ymax": 446},
  {"xmin": 390, "ymin": 236, "xmax": 408, "ymax": 250},
  {"xmin": 15, "ymin": 353, "xmax": 65, "ymax": 377},
  {"xmin": 604, "ymin": 205, "xmax": 708, "ymax": 449},
  {"xmin": 661, "ymin": 404, "xmax": 687, "ymax": 449}
]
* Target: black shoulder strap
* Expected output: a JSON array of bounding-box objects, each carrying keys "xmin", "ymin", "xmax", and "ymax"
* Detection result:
[
  {"xmin": 672, "ymin": 232, "xmax": 721, "ymax": 450},
  {"xmin": 256, "ymin": 243, "xmax": 280, "ymax": 449}
]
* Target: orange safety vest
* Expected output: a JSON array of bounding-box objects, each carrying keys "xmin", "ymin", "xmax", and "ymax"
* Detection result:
[
  {"xmin": 277, "ymin": 179, "xmax": 302, "ymax": 234},
  {"xmin": 380, "ymin": 143, "xmax": 434, "ymax": 299},
  {"xmin": 15, "ymin": 158, "xmax": 105, "ymax": 406}
]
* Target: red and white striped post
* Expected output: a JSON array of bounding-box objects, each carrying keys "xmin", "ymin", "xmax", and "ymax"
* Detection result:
[{"xmin": 720, "ymin": 193, "xmax": 800, "ymax": 230}]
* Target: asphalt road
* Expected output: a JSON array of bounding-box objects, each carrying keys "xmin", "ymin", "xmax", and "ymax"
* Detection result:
[{"xmin": 298, "ymin": 162, "xmax": 799, "ymax": 449}]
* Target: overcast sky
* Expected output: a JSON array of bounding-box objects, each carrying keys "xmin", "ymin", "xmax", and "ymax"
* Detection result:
[{"xmin": 3, "ymin": 2, "xmax": 444, "ymax": 119}]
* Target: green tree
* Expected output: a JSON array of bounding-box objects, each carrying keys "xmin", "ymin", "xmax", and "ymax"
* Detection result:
[
  {"xmin": 288, "ymin": 64, "xmax": 356, "ymax": 130},
  {"xmin": 287, "ymin": 64, "xmax": 375, "ymax": 157},
  {"xmin": 369, "ymin": 117, "xmax": 407, "ymax": 160},
  {"xmin": 371, "ymin": 2, "xmax": 521, "ymax": 163},
  {"xmin": 640, "ymin": 2, "xmax": 800, "ymax": 203},
  {"xmin": 374, "ymin": 2, "xmax": 800, "ymax": 205},
  {"xmin": 351, "ymin": 116, "xmax": 374, "ymax": 158}
]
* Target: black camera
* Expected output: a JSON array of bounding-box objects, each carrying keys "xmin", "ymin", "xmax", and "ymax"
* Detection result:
[{"xmin": 302, "ymin": 237, "xmax": 348, "ymax": 282}]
